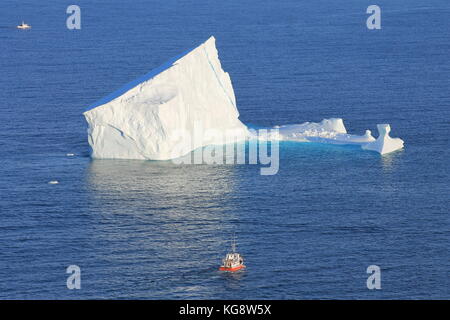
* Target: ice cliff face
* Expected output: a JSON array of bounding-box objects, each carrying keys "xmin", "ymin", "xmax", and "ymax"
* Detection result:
[{"xmin": 84, "ymin": 36, "xmax": 248, "ymax": 160}]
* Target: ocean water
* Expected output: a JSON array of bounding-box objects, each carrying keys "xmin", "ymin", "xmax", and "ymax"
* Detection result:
[{"xmin": 1, "ymin": 0, "xmax": 449, "ymax": 299}]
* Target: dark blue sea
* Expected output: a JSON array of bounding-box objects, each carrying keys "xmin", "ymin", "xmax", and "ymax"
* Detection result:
[{"xmin": 1, "ymin": 0, "xmax": 449, "ymax": 299}]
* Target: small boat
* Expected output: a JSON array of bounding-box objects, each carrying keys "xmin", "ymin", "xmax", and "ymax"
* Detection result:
[
  {"xmin": 219, "ymin": 237, "xmax": 245, "ymax": 272},
  {"xmin": 17, "ymin": 22, "xmax": 31, "ymax": 29}
]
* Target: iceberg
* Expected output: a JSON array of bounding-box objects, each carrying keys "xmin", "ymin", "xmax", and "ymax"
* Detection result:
[
  {"xmin": 84, "ymin": 36, "xmax": 248, "ymax": 160},
  {"xmin": 84, "ymin": 37, "xmax": 403, "ymax": 158}
]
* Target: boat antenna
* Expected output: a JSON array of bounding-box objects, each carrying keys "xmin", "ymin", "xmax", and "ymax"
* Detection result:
[{"xmin": 231, "ymin": 233, "xmax": 236, "ymax": 252}]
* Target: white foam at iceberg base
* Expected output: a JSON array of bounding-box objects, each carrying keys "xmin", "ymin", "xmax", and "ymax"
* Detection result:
[{"xmin": 259, "ymin": 118, "xmax": 403, "ymax": 155}]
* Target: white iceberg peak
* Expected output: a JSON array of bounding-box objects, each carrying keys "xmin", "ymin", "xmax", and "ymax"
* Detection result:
[{"xmin": 84, "ymin": 36, "xmax": 248, "ymax": 160}]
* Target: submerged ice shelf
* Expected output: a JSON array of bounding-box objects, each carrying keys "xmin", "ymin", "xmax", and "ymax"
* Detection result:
[
  {"xmin": 84, "ymin": 37, "xmax": 404, "ymax": 158},
  {"xmin": 259, "ymin": 118, "xmax": 404, "ymax": 155}
]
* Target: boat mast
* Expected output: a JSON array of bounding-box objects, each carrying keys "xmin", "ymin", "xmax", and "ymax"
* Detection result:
[{"xmin": 231, "ymin": 234, "xmax": 236, "ymax": 253}]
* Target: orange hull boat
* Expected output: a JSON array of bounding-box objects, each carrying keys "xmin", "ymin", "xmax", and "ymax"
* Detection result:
[
  {"xmin": 219, "ymin": 237, "xmax": 245, "ymax": 272},
  {"xmin": 219, "ymin": 264, "xmax": 245, "ymax": 272}
]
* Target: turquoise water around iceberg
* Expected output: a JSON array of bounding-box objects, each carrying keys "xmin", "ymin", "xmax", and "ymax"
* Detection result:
[{"xmin": 0, "ymin": 0, "xmax": 449, "ymax": 299}]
